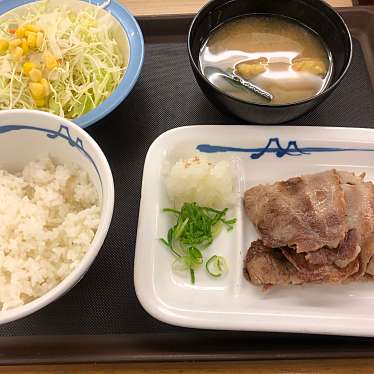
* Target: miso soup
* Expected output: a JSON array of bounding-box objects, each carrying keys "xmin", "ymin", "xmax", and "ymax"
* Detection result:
[{"xmin": 199, "ymin": 15, "xmax": 333, "ymax": 105}]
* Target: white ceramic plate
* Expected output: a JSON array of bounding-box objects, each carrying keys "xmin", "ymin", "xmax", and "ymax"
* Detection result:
[{"xmin": 134, "ymin": 125, "xmax": 374, "ymax": 337}]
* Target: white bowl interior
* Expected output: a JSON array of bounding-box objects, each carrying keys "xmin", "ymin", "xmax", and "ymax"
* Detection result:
[{"xmin": 0, "ymin": 110, "xmax": 103, "ymax": 200}]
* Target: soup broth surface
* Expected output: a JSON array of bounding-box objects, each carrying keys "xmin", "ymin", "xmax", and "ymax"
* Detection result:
[{"xmin": 199, "ymin": 15, "xmax": 333, "ymax": 105}]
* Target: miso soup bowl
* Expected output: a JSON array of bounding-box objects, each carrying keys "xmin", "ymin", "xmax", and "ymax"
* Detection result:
[{"xmin": 188, "ymin": 0, "xmax": 353, "ymax": 124}]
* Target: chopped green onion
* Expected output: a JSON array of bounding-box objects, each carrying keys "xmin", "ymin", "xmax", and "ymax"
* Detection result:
[
  {"xmin": 174, "ymin": 217, "xmax": 189, "ymax": 240},
  {"xmin": 167, "ymin": 227, "xmax": 173, "ymax": 247},
  {"xmin": 161, "ymin": 202, "xmax": 236, "ymax": 284},
  {"xmin": 211, "ymin": 221, "xmax": 222, "ymax": 239},
  {"xmin": 190, "ymin": 268, "xmax": 196, "ymax": 284},
  {"xmin": 188, "ymin": 247, "xmax": 203, "ymax": 267},
  {"xmin": 171, "ymin": 247, "xmax": 202, "ymax": 284},
  {"xmin": 162, "ymin": 208, "xmax": 180, "ymax": 215},
  {"xmin": 206, "ymin": 255, "xmax": 228, "ymax": 278}
]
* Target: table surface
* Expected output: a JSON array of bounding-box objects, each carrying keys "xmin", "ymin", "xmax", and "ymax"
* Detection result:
[
  {"xmin": 1, "ymin": 359, "xmax": 374, "ymax": 374},
  {"xmin": 119, "ymin": 0, "xmax": 354, "ymax": 16},
  {"xmin": 5, "ymin": 0, "xmax": 373, "ymax": 373}
]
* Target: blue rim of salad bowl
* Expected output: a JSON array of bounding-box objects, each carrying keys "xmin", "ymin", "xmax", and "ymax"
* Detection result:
[{"xmin": 0, "ymin": 0, "xmax": 145, "ymax": 129}]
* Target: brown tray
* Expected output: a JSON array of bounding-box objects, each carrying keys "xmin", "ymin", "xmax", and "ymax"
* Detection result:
[{"xmin": 1, "ymin": 6, "xmax": 374, "ymax": 366}]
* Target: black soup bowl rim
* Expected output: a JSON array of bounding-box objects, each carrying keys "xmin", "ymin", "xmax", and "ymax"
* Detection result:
[{"xmin": 187, "ymin": 0, "xmax": 353, "ymax": 109}]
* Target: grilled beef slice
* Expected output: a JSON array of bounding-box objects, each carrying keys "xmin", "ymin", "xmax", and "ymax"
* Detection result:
[
  {"xmin": 244, "ymin": 170, "xmax": 374, "ymax": 287},
  {"xmin": 244, "ymin": 170, "xmax": 347, "ymax": 253}
]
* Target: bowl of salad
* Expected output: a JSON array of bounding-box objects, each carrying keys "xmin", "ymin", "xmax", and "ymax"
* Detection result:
[{"xmin": 0, "ymin": 0, "xmax": 144, "ymax": 128}]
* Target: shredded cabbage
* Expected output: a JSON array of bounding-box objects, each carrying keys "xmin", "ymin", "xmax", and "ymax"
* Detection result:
[{"xmin": 0, "ymin": 0, "xmax": 126, "ymax": 119}]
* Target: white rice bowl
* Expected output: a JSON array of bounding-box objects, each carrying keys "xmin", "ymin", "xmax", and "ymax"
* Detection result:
[{"xmin": 0, "ymin": 156, "xmax": 100, "ymax": 311}]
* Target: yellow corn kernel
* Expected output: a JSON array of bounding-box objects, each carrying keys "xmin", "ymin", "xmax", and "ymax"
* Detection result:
[
  {"xmin": 34, "ymin": 98, "xmax": 45, "ymax": 107},
  {"xmin": 12, "ymin": 46, "xmax": 23, "ymax": 59},
  {"xmin": 21, "ymin": 38, "xmax": 29, "ymax": 55},
  {"xmin": 9, "ymin": 38, "xmax": 22, "ymax": 49},
  {"xmin": 15, "ymin": 27, "xmax": 25, "ymax": 38},
  {"xmin": 27, "ymin": 32, "xmax": 36, "ymax": 49},
  {"xmin": 23, "ymin": 61, "xmax": 34, "ymax": 76},
  {"xmin": 29, "ymin": 82, "xmax": 45, "ymax": 100},
  {"xmin": 40, "ymin": 78, "xmax": 50, "ymax": 96},
  {"xmin": 29, "ymin": 68, "xmax": 43, "ymax": 82},
  {"xmin": 0, "ymin": 39, "xmax": 9, "ymax": 54},
  {"xmin": 36, "ymin": 32, "xmax": 44, "ymax": 49},
  {"xmin": 43, "ymin": 51, "xmax": 58, "ymax": 70},
  {"xmin": 24, "ymin": 24, "xmax": 41, "ymax": 33}
]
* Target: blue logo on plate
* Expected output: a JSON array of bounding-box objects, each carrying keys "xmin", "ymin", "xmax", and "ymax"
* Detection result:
[{"xmin": 197, "ymin": 137, "xmax": 374, "ymax": 160}]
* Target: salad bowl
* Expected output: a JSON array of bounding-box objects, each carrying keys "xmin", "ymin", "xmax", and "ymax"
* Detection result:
[{"xmin": 0, "ymin": 0, "xmax": 144, "ymax": 128}]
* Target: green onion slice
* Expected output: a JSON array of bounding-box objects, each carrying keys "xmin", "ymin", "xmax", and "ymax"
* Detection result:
[
  {"xmin": 172, "ymin": 256, "xmax": 190, "ymax": 272},
  {"xmin": 206, "ymin": 255, "xmax": 228, "ymax": 278}
]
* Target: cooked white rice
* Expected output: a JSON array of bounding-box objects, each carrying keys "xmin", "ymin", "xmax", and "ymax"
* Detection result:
[
  {"xmin": 165, "ymin": 155, "xmax": 235, "ymax": 208},
  {"xmin": 0, "ymin": 157, "xmax": 100, "ymax": 311}
]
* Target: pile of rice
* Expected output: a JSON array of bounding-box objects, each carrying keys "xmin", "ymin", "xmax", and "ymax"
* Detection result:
[
  {"xmin": 0, "ymin": 157, "xmax": 100, "ymax": 311},
  {"xmin": 165, "ymin": 155, "xmax": 235, "ymax": 208}
]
